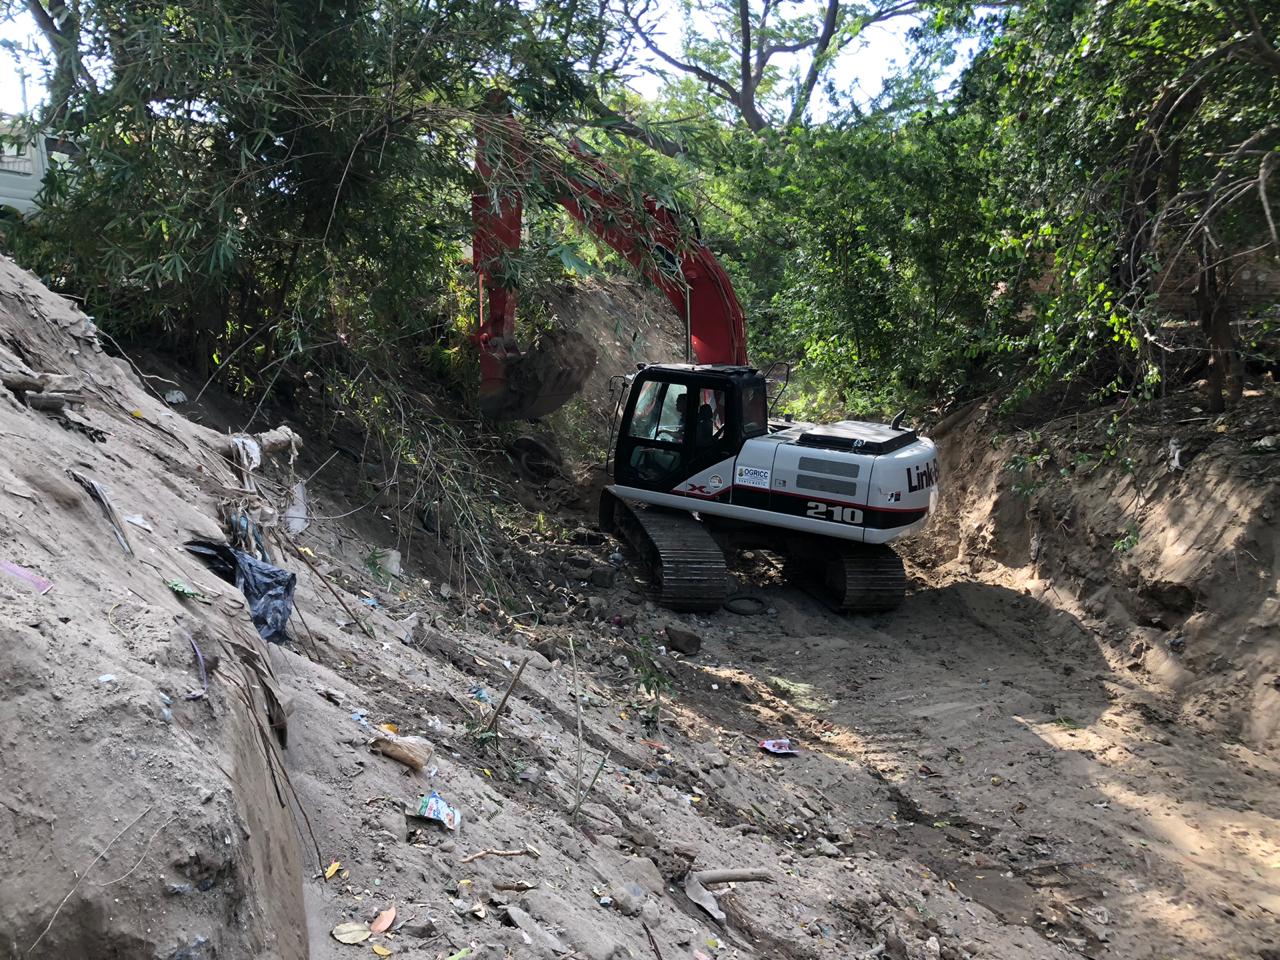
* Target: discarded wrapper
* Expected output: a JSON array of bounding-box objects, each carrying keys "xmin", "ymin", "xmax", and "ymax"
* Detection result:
[
  {"xmin": 759, "ymin": 738, "xmax": 799, "ymax": 756},
  {"xmin": 417, "ymin": 790, "xmax": 461, "ymax": 831},
  {"xmin": 0, "ymin": 559, "xmax": 53, "ymax": 595},
  {"xmin": 371, "ymin": 733, "xmax": 435, "ymax": 771}
]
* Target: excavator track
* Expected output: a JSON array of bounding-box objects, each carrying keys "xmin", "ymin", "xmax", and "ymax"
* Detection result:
[
  {"xmin": 600, "ymin": 491, "xmax": 728, "ymax": 612},
  {"xmin": 786, "ymin": 543, "xmax": 906, "ymax": 613}
]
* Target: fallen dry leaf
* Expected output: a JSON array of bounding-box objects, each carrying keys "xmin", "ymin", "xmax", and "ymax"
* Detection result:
[
  {"xmin": 370, "ymin": 905, "xmax": 396, "ymax": 934},
  {"xmin": 332, "ymin": 922, "xmax": 372, "ymax": 944},
  {"xmin": 371, "ymin": 946, "xmax": 392, "ymax": 957},
  {"xmin": 325, "ymin": 861, "xmax": 341, "ymax": 880}
]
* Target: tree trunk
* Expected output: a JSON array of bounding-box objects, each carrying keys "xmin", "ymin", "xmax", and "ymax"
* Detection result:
[{"xmin": 1195, "ymin": 240, "xmax": 1241, "ymax": 412}]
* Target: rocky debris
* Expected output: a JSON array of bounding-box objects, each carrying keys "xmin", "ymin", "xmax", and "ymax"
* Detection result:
[{"xmin": 664, "ymin": 623, "xmax": 703, "ymax": 656}]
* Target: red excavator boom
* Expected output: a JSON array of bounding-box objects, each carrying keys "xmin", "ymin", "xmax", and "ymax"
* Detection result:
[{"xmin": 472, "ymin": 114, "xmax": 748, "ymax": 419}]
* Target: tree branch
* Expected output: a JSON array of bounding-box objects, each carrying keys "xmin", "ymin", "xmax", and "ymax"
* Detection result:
[
  {"xmin": 786, "ymin": 0, "xmax": 843, "ymax": 127},
  {"xmin": 624, "ymin": 4, "xmax": 741, "ymax": 102}
]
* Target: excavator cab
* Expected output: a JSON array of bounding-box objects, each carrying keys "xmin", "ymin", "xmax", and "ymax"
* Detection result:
[{"xmin": 613, "ymin": 364, "xmax": 767, "ymax": 491}]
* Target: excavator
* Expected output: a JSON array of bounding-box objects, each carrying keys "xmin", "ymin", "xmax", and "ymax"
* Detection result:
[{"xmin": 472, "ymin": 112, "xmax": 939, "ymax": 612}]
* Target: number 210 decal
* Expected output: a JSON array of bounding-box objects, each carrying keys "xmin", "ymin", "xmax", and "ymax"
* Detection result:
[{"xmin": 806, "ymin": 502, "xmax": 863, "ymax": 524}]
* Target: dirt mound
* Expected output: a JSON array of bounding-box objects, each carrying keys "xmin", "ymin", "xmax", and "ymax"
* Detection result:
[
  {"xmin": 920, "ymin": 394, "xmax": 1280, "ymax": 747},
  {"xmin": 538, "ymin": 277, "xmax": 685, "ymax": 459},
  {"xmin": 0, "ymin": 257, "xmax": 305, "ymax": 958}
]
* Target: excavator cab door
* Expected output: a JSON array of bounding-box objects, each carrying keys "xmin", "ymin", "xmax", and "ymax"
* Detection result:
[
  {"xmin": 614, "ymin": 368, "xmax": 762, "ymax": 492},
  {"xmin": 615, "ymin": 378, "xmax": 691, "ymax": 490}
]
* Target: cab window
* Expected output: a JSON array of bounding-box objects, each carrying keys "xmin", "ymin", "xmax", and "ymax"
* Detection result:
[
  {"xmin": 694, "ymin": 388, "xmax": 726, "ymax": 446},
  {"xmin": 740, "ymin": 383, "xmax": 767, "ymax": 437},
  {"xmin": 629, "ymin": 380, "xmax": 687, "ymax": 443}
]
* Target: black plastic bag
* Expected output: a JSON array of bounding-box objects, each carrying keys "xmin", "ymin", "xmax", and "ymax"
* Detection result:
[{"xmin": 185, "ymin": 540, "xmax": 296, "ymax": 644}]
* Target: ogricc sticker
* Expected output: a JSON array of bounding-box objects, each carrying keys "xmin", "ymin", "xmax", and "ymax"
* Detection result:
[{"xmin": 735, "ymin": 465, "xmax": 770, "ymax": 489}]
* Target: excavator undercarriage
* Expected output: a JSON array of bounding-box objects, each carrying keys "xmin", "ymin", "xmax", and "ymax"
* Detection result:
[{"xmin": 600, "ymin": 489, "xmax": 909, "ymax": 614}]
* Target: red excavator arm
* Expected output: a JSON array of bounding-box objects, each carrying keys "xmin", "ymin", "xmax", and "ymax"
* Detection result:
[{"xmin": 472, "ymin": 115, "xmax": 748, "ymax": 419}]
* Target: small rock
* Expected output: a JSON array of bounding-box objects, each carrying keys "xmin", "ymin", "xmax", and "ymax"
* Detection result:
[
  {"xmin": 664, "ymin": 624, "xmax": 702, "ymax": 656},
  {"xmin": 564, "ymin": 556, "xmax": 594, "ymax": 580},
  {"xmin": 400, "ymin": 919, "xmax": 440, "ymax": 938},
  {"xmin": 611, "ymin": 887, "xmax": 642, "ymax": 916},
  {"xmin": 812, "ymin": 837, "xmax": 841, "ymax": 858}
]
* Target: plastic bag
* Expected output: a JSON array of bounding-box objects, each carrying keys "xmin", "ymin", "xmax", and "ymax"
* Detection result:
[{"xmin": 185, "ymin": 540, "xmax": 296, "ymax": 644}]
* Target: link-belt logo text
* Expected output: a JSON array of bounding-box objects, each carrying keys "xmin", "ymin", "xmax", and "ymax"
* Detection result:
[{"xmin": 906, "ymin": 459, "xmax": 940, "ymax": 493}]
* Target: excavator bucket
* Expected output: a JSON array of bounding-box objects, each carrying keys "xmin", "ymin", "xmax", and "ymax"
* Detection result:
[{"xmin": 477, "ymin": 327, "xmax": 597, "ymax": 420}]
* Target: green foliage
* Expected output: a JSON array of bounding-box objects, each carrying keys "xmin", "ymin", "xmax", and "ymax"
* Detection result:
[
  {"xmin": 1113, "ymin": 523, "xmax": 1140, "ymax": 554},
  {"xmin": 3, "ymin": 0, "xmax": 637, "ymax": 390},
  {"xmin": 4, "ymin": 0, "xmax": 1276, "ymax": 432},
  {"xmin": 642, "ymin": 0, "xmax": 1279, "ymax": 416}
]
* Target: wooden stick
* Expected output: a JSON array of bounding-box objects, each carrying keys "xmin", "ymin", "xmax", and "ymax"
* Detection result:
[
  {"xmin": 458, "ymin": 845, "xmax": 540, "ymax": 864},
  {"xmin": 283, "ymin": 534, "xmax": 374, "ymax": 639},
  {"xmin": 482, "ymin": 658, "xmax": 529, "ymax": 737},
  {"xmin": 493, "ymin": 880, "xmax": 539, "ymax": 892},
  {"xmin": 571, "ymin": 751, "xmax": 609, "ymax": 825},
  {"xmin": 642, "ymin": 922, "xmax": 665, "ymax": 959},
  {"xmin": 568, "ymin": 636, "xmax": 584, "ymax": 816},
  {"xmin": 694, "ymin": 868, "xmax": 775, "ymax": 886}
]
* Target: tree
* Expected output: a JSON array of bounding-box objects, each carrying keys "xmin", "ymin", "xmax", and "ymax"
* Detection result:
[{"xmin": 621, "ymin": 0, "xmax": 956, "ymax": 131}]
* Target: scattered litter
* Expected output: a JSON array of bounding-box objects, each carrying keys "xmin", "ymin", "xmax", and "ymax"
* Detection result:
[
  {"xmin": 98, "ymin": 674, "xmax": 116, "ymax": 684},
  {"xmin": 123, "ymin": 514, "xmax": 155, "ymax": 532},
  {"xmin": 229, "ymin": 435, "xmax": 263, "ymax": 473},
  {"xmin": 370, "ymin": 905, "xmax": 396, "ymax": 934},
  {"xmin": 165, "ymin": 578, "xmax": 210, "ymax": 602},
  {"xmin": 468, "ymin": 685, "xmax": 493, "ymax": 704},
  {"xmin": 685, "ymin": 868, "xmax": 775, "ymax": 923},
  {"xmin": 0, "ymin": 559, "xmax": 53, "ymax": 595},
  {"xmin": 164, "ymin": 389, "xmax": 188, "ymax": 404},
  {"xmin": 381, "ymin": 549, "xmax": 402, "ymax": 578},
  {"xmin": 759, "ymin": 738, "xmax": 799, "ymax": 756},
  {"xmin": 504, "ymin": 904, "xmax": 569, "ymax": 954},
  {"xmin": 1084, "ymin": 905, "xmax": 1111, "ymax": 925},
  {"xmin": 361, "ymin": 597, "xmax": 380, "ymax": 608},
  {"xmin": 683, "ymin": 873, "xmax": 724, "ymax": 922},
  {"xmin": 185, "ymin": 635, "xmax": 210, "ymax": 701},
  {"xmin": 284, "ymin": 481, "xmax": 309, "ymax": 534},
  {"xmin": 371, "ymin": 733, "xmax": 434, "ymax": 772},
  {"xmin": 67, "ymin": 469, "xmax": 133, "ymax": 555},
  {"xmin": 377, "ymin": 722, "xmax": 399, "ymax": 735},
  {"xmin": 331, "ymin": 921, "xmax": 371, "ymax": 944},
  {"xmin": 185, "ymin": 540, "xmax": 296, "ymax": 644},
  {"xmin": 351, "ymin": 708, "xmax": 369, "ymax": 726},
  {"xmin": 414, "ymin": 791, "xmax": 461, "ymax": 831},
  {"xmin": 444, "ymin": 949, "xmax": 473, "ymax": 960},
  {"xmin": 324, "ymin": 861, "xmax": 341, "ymax": 880}
]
